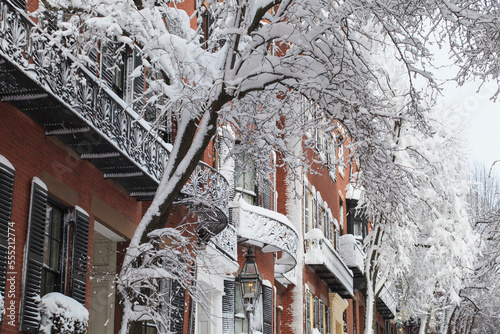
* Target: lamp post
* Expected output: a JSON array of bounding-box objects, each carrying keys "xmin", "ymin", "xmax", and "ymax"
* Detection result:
[{"xmin": 236, "ymin": 247, "xmax": 262, "ymax": 334}]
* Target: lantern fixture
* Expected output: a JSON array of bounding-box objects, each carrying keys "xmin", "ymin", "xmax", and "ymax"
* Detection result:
[{"xmin": 237, "ymin": 247, "xmax": 262, "ymax": 307}]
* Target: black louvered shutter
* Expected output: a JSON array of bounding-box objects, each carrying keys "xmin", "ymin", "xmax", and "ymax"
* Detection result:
[
  {"xmin": 20, "ymin": 179, "xmax": 48, "ymax": 332},
  {"xmin": 10, "ymin": 0, "xmax": 26, "ymax": 10},
  {"xmin": 262, "ymin": 285, "xmax": 272, "ymax": 334},
  {"xmin": 71, "ymin": 208, "xmax": 89, "ymax": 305},
  {"xmin": 0, "ymin": 160, "xmax": 15, "ymax": 311},
  {"xmin": 101, "ymin": 42, "xmax": 115, "ymax": 88},
  {"xmin": 222, "ymin": 279, "xmax": 235, "ymax": 334},
  {"xmin": 132, "ymin": 49, "xmax": 146, "ymax": 115},
  {"xmin": 170, "ymin": 280, "xmax": 185, "ymax": 333}
]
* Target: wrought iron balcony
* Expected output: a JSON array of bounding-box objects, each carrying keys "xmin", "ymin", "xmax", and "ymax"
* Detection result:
[
  {"xmin": 0, "ymin": 1, "xmax": 229, "ymax": 234},
  {"xmin": 209, "ymin": 224, "xmax": 237, "ymax": 262},
  {"xmin": 230, "ymin": 198, "xmax": 299, "ymax": 278},
  {"xmin": 377, "ymin": 286, "xmax": 397, "ymax": 319},
  {"xmin": 305, "ymin": 229, "xmax": 354, "ymax": 298}
]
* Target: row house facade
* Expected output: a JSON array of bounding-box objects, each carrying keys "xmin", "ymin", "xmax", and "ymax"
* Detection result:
[{"xmin": 0, "ymin": 0, "xmax": 404, "ymax": 333}]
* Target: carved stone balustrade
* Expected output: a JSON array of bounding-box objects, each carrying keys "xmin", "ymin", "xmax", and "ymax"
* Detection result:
[
  {"xmin": 0, "ymin": 0, "xmax": 229, "ymax": 234},
  {"xmin": 305, "ymin": 229, "xmax": 354, "ymax": 299},
  {"xmin": 230, "ymin": 199, "xmax": 299, "ymax": 278}
]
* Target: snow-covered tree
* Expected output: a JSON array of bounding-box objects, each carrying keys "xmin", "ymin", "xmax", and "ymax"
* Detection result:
[
  {"xmin": 34, "ymin": 0, "xmax": 500, "ymax": 332},
  {"xmin": 360, "ymin": 108, "xmax": 475, "ymax": 334},
  {"xmin": 445, "ymin": 163, "xmax": 500, "ymax": 333}
]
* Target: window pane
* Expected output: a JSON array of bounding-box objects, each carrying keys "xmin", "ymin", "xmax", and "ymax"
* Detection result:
[
  {"xmin": 50, "ymin": 208, "xmax": 63, "ymax": 240},
  {"xmin": 42, "ymin": 271, "xmax": 55, "ymax": 294},
  {"xmin": 49, "ymin": 239, "xmax": 61, "ymax": 271}
]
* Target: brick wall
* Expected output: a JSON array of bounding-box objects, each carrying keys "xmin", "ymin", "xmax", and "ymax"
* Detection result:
[{"xmin": 0, "ymin": 102, "xmax": 144, "ymax": 333}]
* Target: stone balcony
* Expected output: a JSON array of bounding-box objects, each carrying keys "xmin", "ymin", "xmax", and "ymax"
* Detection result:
[
  {"xmin": 0, "ymin": 1, "xmax": 229, "ymax": 235},
  {"xmin": 305, "ymin": 229, "xmax": 354, "ymax": 298},
  {"xmin": 230, "ymin": 198, "xmax": 299, "ymax": 282}
]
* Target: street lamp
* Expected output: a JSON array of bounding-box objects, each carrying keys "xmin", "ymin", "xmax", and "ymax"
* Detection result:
[{"xmin": 236, "ymin": 247, "xmax": 262, "ymax": 334}]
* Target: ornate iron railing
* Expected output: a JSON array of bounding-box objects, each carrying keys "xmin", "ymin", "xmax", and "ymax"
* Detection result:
[
  {"xmin": 0, "ymin": 1, "xmax": 170, "ymax": 181},
  {"xmin": 0, "ymin": 0, "xmax": 229, "ymax": 232},
  {"xmin": 210, "ymin": 224, "xmax": 237, "ymax": 261},
  {"xmin": 230, "ymin": 199, "xmax": 298, "ymax": 274}
]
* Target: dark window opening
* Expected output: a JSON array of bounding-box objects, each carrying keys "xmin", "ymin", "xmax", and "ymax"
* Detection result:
[{"xmin": 42, "ymin": 199, "xmax": 66, "ymax": 296}]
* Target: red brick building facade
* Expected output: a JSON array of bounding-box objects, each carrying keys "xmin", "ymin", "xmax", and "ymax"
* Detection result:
[{"xmin": 0, "ymin": 0, "xmax": 399, "ymax": 333}]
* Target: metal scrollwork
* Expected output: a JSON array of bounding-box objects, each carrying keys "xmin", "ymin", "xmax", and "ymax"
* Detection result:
[
  {"xmin": 232, "ymin": 200, "xmax": 299, "ymax": 273},
  {"xmin": 0, "ymin": 0, "xmax": 230, "ymax": 235},
  {"xmin": 211, "ymin": 224, "xmax": 237, "ymax": 261}
]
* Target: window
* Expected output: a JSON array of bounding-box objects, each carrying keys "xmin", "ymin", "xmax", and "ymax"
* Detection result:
[
  {"xmin": 20, "ymin": 178, "xmax": 90, "ymax": 331},
  {"xmin": 42, "ymin": 200, "xmax": 65, "ymax": 295},
  {"xmin": 0, "ymin": 156, "xmax": 15, "ymax": 308},
  {"xmin": 337, "ymin": 131, "xmax": 346, "ymax": 177},
  {"xmin": 312, "ymin": 198, "xmax": 317, "ymax": 229},
  {"xmin": 305, "ymin": 289, "xmax": 312, "ymax": 334},
  {"xmin": 339, "ymin": 198, "xmax": 344, "ymax": 234},
  {"xmin": 235, "ymin": 152, "xmax": 256, "ymax": 204},
  {"xmin": 101, "ymin": 43, "xmax": 131, "ymax": 99},
  {"xmin": 304, "ymin": 188, "xmax": 310, "ymax": 234},
  {"xmin": 141, "ymin": 321, "xmax": 158, "ymax": 334}
]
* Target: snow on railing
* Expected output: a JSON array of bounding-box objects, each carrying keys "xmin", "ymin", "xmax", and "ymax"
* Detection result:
[
  {"xmin": 0, "ymin": 0, "xmax": 171, "ymax": 182},
  {"xmin": 305, "ymin": 229, "xmax": 354, "ymax": 296},
  {"xmin": 0, "ymin": 0, "xmax": 230, "ymax": 232},
  {"xmin": 231, "ymin": 198, "xmax": 299, "ymax": 273},
  {"xmin": 378, "ymin": 286, "xmax": 397, "ymax": 318},
  {"xmin": 210, "ymin": 223, "xmax": 237, "ymax": 261},
  {"xmin": 339, "ymin": 234, "xmax": 365, "ymax": 274}
]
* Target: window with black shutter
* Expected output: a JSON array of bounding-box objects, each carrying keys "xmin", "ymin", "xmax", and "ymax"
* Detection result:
[
  {"xmin": 304, "ymin": 187, "xmax": 309, "ymax": 234},
  {"xmin": 305, "ymin": 289, "xmax": 311, "ymax": 334},
  {"xmin": 101, "ymin": 42, "xmax": 129, "ymax": 98},
  {"xmin": 0, "ymin": 157, "xmax": 15, "ymax": 315},
  {"xmin": 132, "ymin": 48, "xmax": 146, "ymax": 114},
  {"xmin": 314, "ymin": 296, "xmax": 319, "ymax": 330},
  {"xmin": 170, "ymin": 280, "xmax": 185, "ymax": 333},
  {"xmin": 319, "ymin": 300, "xmax": 324, "ymax": 333},
  {"xmin": 71, "ymin": 207, "xmax": 90, "ymax": 305},
  {"xmin": 262, "ymin": 285, "xmax": 272, "ymax": 334},
  {"xmin": 41, "ymin": 199, "xmax": 65, "ymax": 296},
  {"xmin": 222, "ymin": 279, "xmax": 235, "ymax": 334},
  {"xmin": 20, "ymin": 178, "xmax": 48, "ymax": 332}
]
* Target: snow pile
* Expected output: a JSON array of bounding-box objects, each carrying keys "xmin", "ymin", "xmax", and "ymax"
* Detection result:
[{"xmin": 39, "ymin": 292, "xmax": 89, "ymax": 334}]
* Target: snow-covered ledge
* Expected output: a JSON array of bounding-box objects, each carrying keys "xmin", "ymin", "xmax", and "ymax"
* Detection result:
[
  {"xmin": 230, "ymin": 198, "xmax": 299, "ymax": 275},
  {"xmin": 305, "ymin": 229, "xmax": 354, "ymax": 298},
  {"xmin": 377, "ymin": 286, "xmax": 397, "ymax": 319},
  {"xmin": 339, "ymin": 234, "xmax": 365, "ymax": 275},
  {"xmin": 39, "ymin": 293, "xmax": 89, "ymax": 334}
]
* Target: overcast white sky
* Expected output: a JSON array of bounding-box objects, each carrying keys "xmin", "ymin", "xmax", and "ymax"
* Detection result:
[
  {"xmin": 438, "ymin": 79, "xmax": 500, "ymax": 170},
  {"xmin": 429, "ymin": 43, "xmax": 500, "ymax": 173}
]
